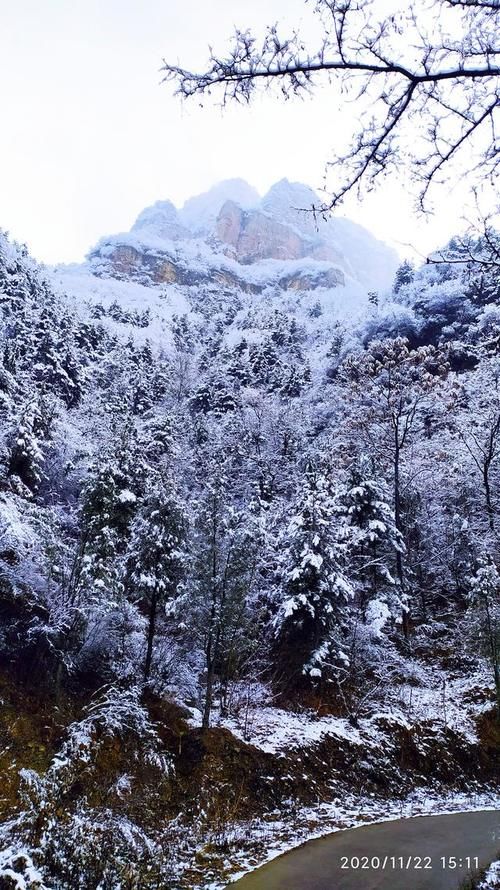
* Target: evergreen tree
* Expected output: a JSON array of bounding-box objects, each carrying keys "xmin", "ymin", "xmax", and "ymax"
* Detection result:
[
  {"xmin": 273, "ymin": 462, "xmax": 353, "ymax": 688},
  {"xmin": 393, "ymin": 260, "xmax": 415, "ymax": 293},
  {"xmin": 338, "ymin": 337, "xmax": 448, "ymax": 636},
  {"xmin": 127, "ymin": 476, "xmax": 186, "ymax": 680},
  {"xmin": 32, "ymin": 309, "xmax": 83, "ymax": 408},
  {"xmin": 79, "ymin": 425, "xmax": 145, "ymax": 608},
  {"xmin": 8, "ymin": 397, "xmax": 53, "ymax": 493},
  {"xmin": 188, "ymin": 437, "xmax": 260, "ymax": 728},
  {"xmin": 342, "ymin": 462, "xmax": 404, "ymax": 634},
  {"xmin": 467, "ymin": 555, "xmax": 500, "ymax": 719}
]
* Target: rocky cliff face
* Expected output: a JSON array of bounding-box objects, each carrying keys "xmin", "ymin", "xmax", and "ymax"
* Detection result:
[
  {"xmin": 86, "ymin": 178, "xmax": 399, "ymax": 296},
  {"xmin": 216, "ymin": 200, "xmax": 309, "ymax": 263},
  {"xmin": 215, "ymin": 200, "xmax": 343, "ymax": 267}
]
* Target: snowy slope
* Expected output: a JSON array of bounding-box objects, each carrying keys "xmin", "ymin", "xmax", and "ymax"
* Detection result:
[{"xmin": 49, "ymin": 178, "xmax": 400, "ymax": 352}]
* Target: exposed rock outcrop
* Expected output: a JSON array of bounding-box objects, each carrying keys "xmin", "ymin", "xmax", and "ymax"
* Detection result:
[
  {"xmin": 279, "ymin": 266, "xmax": 345, "ymax": 290},
  {"xmin": 92, "ymin": 243, "xmax": 263, "ymax": 293},
  {"xmin": 214, "ymin": 198, "xmax": 345, "ymax": 266},
  {"xmin": 215, "ymin": 200, "xmax": 307, "ymax": 263}
]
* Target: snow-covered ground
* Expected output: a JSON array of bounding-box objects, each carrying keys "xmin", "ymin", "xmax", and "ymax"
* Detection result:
[
  {"xmin": 187, "ymin": 658, "xmax": 493, "ymax": 756},
  {"xmin": 180, "ymin": 657, "xmax": 499, "ymax": 888},
  {"xmin": 216, "ymin": 705, "xmax": 366, "ymax": 752}
]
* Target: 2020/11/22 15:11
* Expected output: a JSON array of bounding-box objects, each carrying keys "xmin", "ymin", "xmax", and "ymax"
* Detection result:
[{"xmin": 339, "ymin": 855, "xmax": 480, "ymax": 869}]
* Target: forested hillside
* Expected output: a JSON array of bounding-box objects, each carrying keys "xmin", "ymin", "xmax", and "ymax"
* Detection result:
[{"xmin": 0, "ymin": 185, "xmax": 498, "ymax": 888}]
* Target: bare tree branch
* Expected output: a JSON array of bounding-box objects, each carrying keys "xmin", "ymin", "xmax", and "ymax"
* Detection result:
[{"xmin": 162, "ymin": 0, "xmax": 500, "ymax": 212}]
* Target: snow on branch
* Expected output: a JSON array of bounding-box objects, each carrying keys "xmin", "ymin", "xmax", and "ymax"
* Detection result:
[{"xmin": 162, "ymin": 0, "xmax": 500, "ymax": 211}]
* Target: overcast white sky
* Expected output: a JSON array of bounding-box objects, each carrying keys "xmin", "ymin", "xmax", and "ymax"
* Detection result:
[{"xmin": 0, "ymin": 0, "xmax": 474, "ymax": 265}]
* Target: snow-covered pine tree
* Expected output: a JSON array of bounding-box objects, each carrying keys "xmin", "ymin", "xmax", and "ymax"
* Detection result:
[
  {"xmin": 79, "ymin": 425, "xmax": 145, "ymax": 609},
  {"xmin": 338, "ymin": 337, "xmax": 448, "ymax": 636},
  {"xmin": 273, "ymin": 461, "xmax": 353, "ymax": 689},
  {"xmin": 127, "ymin": 475, "xmax": 186, "ymax": 680},
  {"xmin": 393, "ymin": 260, "xmax": 415, "ymax": 293},
  {"xmin": 7, "ymin": 396, "xmax": 53, "ymax": 493},
  {"xmin": 342, "ymin": 461, "xmax": 404, "ymax": 635},
  {"xmin": 31, "ymin": 308, "xmax": 83, "ymax": 408},
  {"xmin": 187, "ymin": 427, "xmax": 261, "ymax": 728},
  {"xmin": 467, "ymin": 555, "xmax": 500, "ymax": 719},
  {"xmin": 190, "ymin": 367, "xmax": 239, "ymax": 416}
]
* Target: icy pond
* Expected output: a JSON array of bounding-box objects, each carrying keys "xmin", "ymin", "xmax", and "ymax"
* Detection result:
[{"xmin": 230, "ymin": 810, "xmax": 500, "ymax": 889}]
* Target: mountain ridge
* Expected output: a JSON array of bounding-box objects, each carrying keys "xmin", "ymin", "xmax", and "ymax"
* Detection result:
[{"xmin": 83, "ymin": 178, "xmax": 399, "ymax": 295}]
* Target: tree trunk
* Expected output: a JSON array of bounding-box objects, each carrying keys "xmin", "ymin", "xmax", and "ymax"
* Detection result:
[
  {"xmin": 54, "ymin": 660, "xmax": 65, "ymax": 705},
  {"xmin": 494, "ymin": 662, "xmax": 500, "ymax": 723},
  {"xmin": 484, "ymin": 594, "xmax": 500, "ymax": 720},
  {"xmin": 394, "ymin": 430, "xmax": 409, "ymax": 638},
  {"xmin": 144, "ymin": 588, "xmax": 158, "ymax": 680},
  {"xmin": 203, "ymin": 517, "xmax": 218, "ymax": 731},
  {"xmin": 202, "ymin": 654, "xmax": 214, "ymax": 730},
  {"xmin": 370, "ymin": 541, "xmax": 378, "ymax": 605},
  {"xmin": 483, "ymin": 463, "xmax": 495, "ymax": 531}
]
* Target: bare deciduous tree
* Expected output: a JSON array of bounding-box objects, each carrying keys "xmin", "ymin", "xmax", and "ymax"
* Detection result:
[
  {"xmin": 163, "ymin": 0, "xmax": 499, "ymax": 213},
  {"xmin": 337, "ymin": 337, "xmax": 449, "ymax": 636}
]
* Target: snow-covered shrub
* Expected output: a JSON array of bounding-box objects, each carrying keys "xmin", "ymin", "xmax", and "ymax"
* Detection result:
[{"xmin": 1, "ymin": 687, "xmax": 174, "ymax": 889}]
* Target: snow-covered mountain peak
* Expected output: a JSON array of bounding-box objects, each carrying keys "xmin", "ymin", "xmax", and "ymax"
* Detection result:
[
  {"xmin": 261, "ymin": 179, "xmax": 321, "ymax": 236},
  {"xmin": 131, "ymin": 199, "xmax": 189, "ymax": 242},
  {"xmin": 179, "ymin": 178, "xmax": 260, "ymax": 233}
]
